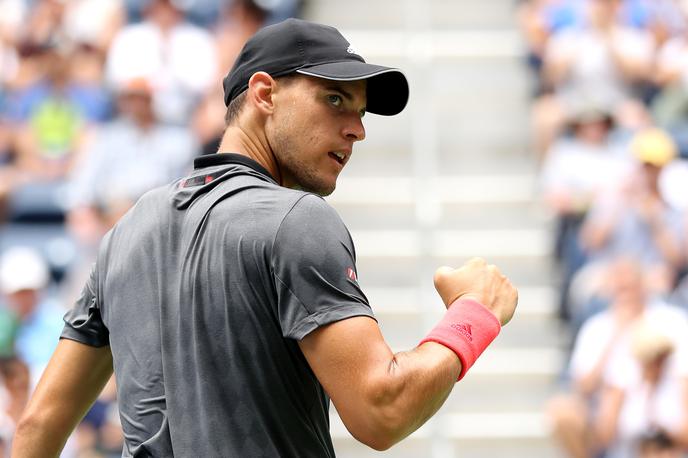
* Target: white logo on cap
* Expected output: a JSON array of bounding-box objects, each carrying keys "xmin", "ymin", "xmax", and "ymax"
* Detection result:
[{"xmin": 346, "ymin": 46, "xmax": 357, "ymax": 54}]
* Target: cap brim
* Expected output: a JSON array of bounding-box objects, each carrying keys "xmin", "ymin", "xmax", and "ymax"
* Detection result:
[{"xmin": 296, "ymin": 61, "xmax": 409, "ymax": 116}]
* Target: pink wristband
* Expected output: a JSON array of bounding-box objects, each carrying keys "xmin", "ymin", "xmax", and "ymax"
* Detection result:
[{"xmin": 419, "ymin": 298, "xmax": 501, "ymax": 381}]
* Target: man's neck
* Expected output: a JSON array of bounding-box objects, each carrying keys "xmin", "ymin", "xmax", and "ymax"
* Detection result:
[{"xmin": 218, "ymin": 125, "xmax": 281, "ymax": 184}]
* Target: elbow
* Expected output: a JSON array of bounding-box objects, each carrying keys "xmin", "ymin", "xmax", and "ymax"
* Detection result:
[
  {"xmin": 366, "ymin": 439, "xmax": 396, "ymax": 452},
  {"xmin": 345, "ymin": 379, "xmax": 414, "ymax": 451},
  {"xmin": 350, "ymin": 407, "xmax": 407, "ymax": 451},
  {"xmin": 13, "ymin": 410, "xmax": 42, "ymax": 448},
  {"xmin": 355, "ymin": 434, "xmax": 395, "ymax": 452},
  {"xmin": 12, "ymin": 407, "xmax": 65, "ymax": 457}
]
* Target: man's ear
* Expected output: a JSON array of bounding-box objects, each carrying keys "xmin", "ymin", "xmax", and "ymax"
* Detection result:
[{"xmin": 247, "ymin": 72, "xmax": 276, "ymax": 115}]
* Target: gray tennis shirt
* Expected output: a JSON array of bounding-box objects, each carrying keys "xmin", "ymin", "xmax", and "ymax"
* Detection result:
[{"xmin": 61, "ymin": 153, "xmax": 375, "ymax": 457}]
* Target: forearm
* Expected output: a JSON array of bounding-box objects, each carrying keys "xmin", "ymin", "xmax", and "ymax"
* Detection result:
[
  {"xmin": 12, "ymin": 340, "xmax": 113, "ymax": 458},
  {"xmin": 301, "ymin": 259, "xmax": 517, "ymax": 451},
  {"xmin": 357, "ymin": 342, "xmax": 461, "ymax": 448},
  {"xmin": 340, "ymin": 298, "xmax": 500, "ymax": 449},
  {"xmin": 12, "ymin": 416, "xmax": 68, "ymax": 458}
]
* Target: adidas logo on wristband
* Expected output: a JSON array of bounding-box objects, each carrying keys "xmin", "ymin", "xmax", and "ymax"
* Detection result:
[{"xmin": 450, "ymin": 323, "xmax": 473, "ymax": 342}]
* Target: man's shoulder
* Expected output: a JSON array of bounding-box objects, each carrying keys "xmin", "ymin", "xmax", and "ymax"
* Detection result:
[
  {"xmin": 282, "ymin": 192, "xmax": 343, "ymax": 224},
  {"xmin": 274, "ymin": 192, "xmax": 352, "ymax": 250},
  {"xmin": 224, "ymin": 185, "xmax": 341, "ymax": 231}
]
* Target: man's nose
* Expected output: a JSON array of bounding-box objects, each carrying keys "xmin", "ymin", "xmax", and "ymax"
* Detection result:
[{"xmin": 343, "ymin": 114, "xmax": 366, "ymax": 142}]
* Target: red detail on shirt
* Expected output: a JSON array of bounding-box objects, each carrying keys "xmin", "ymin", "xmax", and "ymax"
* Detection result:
[{"xmin": 346, "ymin": 267, "xmax": 357, "ymax": 282}]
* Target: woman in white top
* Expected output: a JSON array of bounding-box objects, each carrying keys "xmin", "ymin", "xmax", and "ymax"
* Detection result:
[{"xmin": 596, "ymin": 320, "xmax": 688, "ymax": 458}]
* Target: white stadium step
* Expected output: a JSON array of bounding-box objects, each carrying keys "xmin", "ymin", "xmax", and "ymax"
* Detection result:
[
  {"xmin": 330, "ymin": 411, "xmax": 550, "ymax": 441},
  {"xmin": 349, "ymin": 228, "xmax": 551, "ymax": 258},
  {"xmin": 366, "ymin": 285, "xmax": 557, "ymax": 317},
  {"xmin": 328, "ymin": 174, "xmax": 537, "ymax": 205}
]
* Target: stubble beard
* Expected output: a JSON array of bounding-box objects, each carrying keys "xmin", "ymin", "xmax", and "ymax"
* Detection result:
[{"xmin": 272, "ymin": 133, "xmax": 336, "ymax": 197}]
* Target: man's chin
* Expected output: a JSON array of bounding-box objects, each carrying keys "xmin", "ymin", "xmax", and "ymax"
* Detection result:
[
  {"xmin": 315, "ymin": 184, "xmax": 336, "ymax": 197},
  {"xmin": 290, "ymin": 180, "xmax": 336, "ymax": 197}
]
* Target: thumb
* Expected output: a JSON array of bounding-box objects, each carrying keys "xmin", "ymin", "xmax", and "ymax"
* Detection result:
[
  {"xmin": 433, "ymin": 266, "xmax": 458, "ymax": 306},
  {"xmin": 433, "ymin": 266, "xmax": 454, "ymax": 287}
]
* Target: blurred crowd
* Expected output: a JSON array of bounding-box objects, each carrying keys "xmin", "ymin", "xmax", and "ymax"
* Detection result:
[
  {"xmin": 517, "ymin": 0, "xmax": 688, "ymax": 457},
  {"xmin": 0, "ymin": 0, "xmax": 302, "ymax": 456}
]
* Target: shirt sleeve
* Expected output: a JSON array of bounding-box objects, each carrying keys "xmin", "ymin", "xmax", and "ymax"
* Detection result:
[
  {"xmin": 61, "ymin": 262, "xmax": 110, "ymax": 347},
  {"xmin": 271, "ymin": 194, "xmax": 375, "ymax": 340}
]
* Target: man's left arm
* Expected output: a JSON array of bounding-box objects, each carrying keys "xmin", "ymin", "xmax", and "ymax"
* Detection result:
[{"xmin": 12, "ymin": 339, "xmax": 113, "ymax": 458}]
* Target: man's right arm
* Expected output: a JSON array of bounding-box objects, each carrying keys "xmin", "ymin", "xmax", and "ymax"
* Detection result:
[
  {"xmin": 298, "ymin": 258, "xmax": 517, "ymax": 450},
  {"xmin": 12, "ymin": 339, "xmax": 113, "ymax": 457}
]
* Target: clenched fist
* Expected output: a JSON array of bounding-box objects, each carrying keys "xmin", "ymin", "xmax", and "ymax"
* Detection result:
[{"xmin": 433, "ymin": 257, "xmax": 518, "ymax": 326}]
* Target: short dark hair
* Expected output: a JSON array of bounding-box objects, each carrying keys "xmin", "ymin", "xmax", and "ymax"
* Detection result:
[
  {"xmin": 225, "ymin": 90, "xmax": 247, "ymax": 126},
  {"xmin": 224, "ymin": 75, "xmax": 298, "ymax": 126}
]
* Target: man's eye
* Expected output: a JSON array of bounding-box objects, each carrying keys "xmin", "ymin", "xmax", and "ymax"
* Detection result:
[
  {"xmin": 327, "ymin": 95, "xmax": 343, "ymax": 106},
  {"xmin": 359, "ymin": 109, "xmax": 366, "ymax": 118}
]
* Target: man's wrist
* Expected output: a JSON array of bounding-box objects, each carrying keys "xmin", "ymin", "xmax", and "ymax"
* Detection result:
[{"xmin": 419, "ymin": 298, "xmax": 501, "ymax": 381}]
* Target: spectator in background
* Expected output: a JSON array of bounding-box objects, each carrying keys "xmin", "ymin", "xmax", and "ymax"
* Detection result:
[
  {"xmin": 0, "ymin": 247, "xmax": 64, "ymax": 387},
  {"xmin": 0, "ymin": 0, "xmax": 21, "ymax": 89},
  {"xmin": 540, "ymin": 104, "xmax": 632, "ymax": 321},
  {"xmin": 596, "ymin": 319, "xmax": 688, "ymax": 457},
  {"xmin": 547, "ymin": 257, "xmax": 650, "ymax": 458},
  {"xmin": 192, "ymin": 0, "xmax": 272, "ymax": 156},
  {"xmin": 621, "ymin": 0, "xmax": 687, "ymax": 46},
  {"xmin": 61, "ymin": 0, "xmax": 125, "ymax": 55},
  {"xmin": 547, "ymin": 257, "xmax": 688, "ymax": 458},
  {"xmin": 67, "ymin": 77, "xmax": 196, "ymax": 246},
  {"xmin": 652, "ymin": 1, "xmax": 688, "ymax": 147},
  {"xmin": 215, "ymin": 0, "xmax": 271, "ymax": 74},
  {"xmin": 20, "ymin": 0, "xmax": 64, "ymax": 50},
  {"xmin": 74, "ymin": 377, "xmax": 123, "ymax": 458},
  {"xmin": 581, "ymin": 128, "xmax": 685, "ymax": 296},
  {"xmin": 5, "ymin": 41, "xmax": 97, "ymax": 180},
  {"xmin": 0, "ymin": 38, "xmax": 110, "ymax": 221},
  {"xmin": 193, "ymin": 0, "xmax": 305, "ymax": 157},
  {"xmin": 106, "ymin": 0, "xmax": 217, "ymax": 125},
  {"xmin": 0, "ymin": 357, "xmax": 30, "ymax": 456},
  {"xmin": 516, "ymin": 0, "xmax": 586, "ymax": 96},
  {"xmin": 532, "ymin": 0, "xmax": 655, "ymax": 157},
  {"xmin": 0, "ymin": 42, "xmax": 108, "ymax": 229}
]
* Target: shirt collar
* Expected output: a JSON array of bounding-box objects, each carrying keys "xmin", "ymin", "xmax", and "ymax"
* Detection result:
[{"xmin": 194, "ymin": 153, "xmax": 275, "ymax": 181}]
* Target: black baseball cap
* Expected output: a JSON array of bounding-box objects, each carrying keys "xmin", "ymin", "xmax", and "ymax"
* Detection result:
[{"xmin": 222, "ymin": 18, "xmax": 409, "ymax": 116}]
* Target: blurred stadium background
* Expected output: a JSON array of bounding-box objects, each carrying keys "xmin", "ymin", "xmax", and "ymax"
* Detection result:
[{"xmin": 1, "ymin": 0, "xmax": 688, "ymax": 457}]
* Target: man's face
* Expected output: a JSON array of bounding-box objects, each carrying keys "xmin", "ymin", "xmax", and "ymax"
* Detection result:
[{"xmin": 266, "ymin": 75, "xmax": 367, "ymax": 196}]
